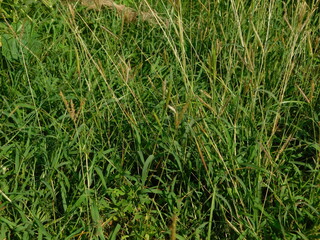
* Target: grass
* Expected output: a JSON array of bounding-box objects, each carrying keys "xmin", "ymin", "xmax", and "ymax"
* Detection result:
[{"xmin": 0, "ymin": 0, "xmax": 319, "ymax": 239}]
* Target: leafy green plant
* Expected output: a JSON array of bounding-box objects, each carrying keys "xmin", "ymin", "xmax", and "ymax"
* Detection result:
[{"xmin": 1, "ymin": 21, "xmax": 42, "ymax": 62}]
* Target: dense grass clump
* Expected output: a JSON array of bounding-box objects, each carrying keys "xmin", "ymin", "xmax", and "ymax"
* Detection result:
[{"xmin": 0, "ymin": 0, "xmax": 319, "ymax": 239}]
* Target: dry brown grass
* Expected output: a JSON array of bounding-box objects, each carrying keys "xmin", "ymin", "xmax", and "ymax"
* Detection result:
[{"xmin": 68, "ymin": 0, "xmax": 168, "ymax": 26}]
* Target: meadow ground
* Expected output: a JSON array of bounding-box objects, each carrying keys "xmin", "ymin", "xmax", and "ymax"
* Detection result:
[{"xmin": 0, "ymin": 0, "xmax": 319, "ymax": 239}]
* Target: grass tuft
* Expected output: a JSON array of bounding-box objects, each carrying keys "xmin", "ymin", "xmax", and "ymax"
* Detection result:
[{"xmin": 0, "ymin": 0, "xmax": 319, "ymax": 239}]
